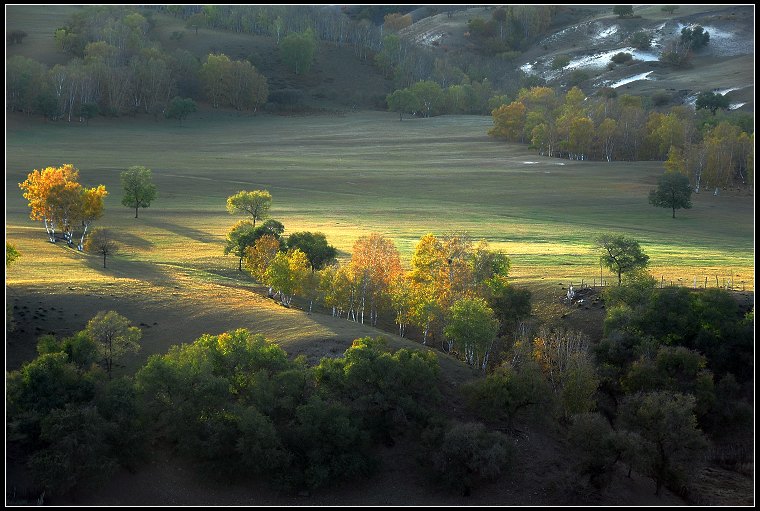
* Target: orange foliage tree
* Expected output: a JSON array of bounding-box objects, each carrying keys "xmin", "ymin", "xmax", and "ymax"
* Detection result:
[{"xmin": 18, "ymin": 164, "xmax": 107, "ymax": 249}]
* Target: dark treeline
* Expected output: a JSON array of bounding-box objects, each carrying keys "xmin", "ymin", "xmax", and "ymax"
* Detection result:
[
  {"xmin": 158, "ymin": 5, "xmax": 554, "ymax": 94},
  {"xmin": 7, "ymin": 6, "xmax": 267, "ymax": 121},
  {"xmin": 7, "ymin": 5, "xmax": 553, "ymax": 120}
]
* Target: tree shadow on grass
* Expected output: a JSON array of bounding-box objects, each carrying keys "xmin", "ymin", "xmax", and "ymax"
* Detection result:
[
  {"xmin": 82, "ymin": 248, "xmax": 178, "ymax": 288},
  {"xmin": 142, "ymin": 217, "xmax": 216, "ymax": 244},
  {"xmin": 115, "ymin": 231, "xmax": 155, "ymax": 251}
]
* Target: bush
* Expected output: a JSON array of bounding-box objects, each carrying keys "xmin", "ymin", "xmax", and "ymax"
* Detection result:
[
  {"xmin": 611, "ymin": 52, "xmax": 633, "ymax": 64},
  {"xmin": 551, "ymin": 54, "xmax": 571, "ymax": 70},
  {"xmin": 568, "ymin": 413, "xmax": 620, "ymax": 488},
  {"xmin": 567, "ymin": 69, "xmax": 590, "ymax": 87},
  {"xmin": 425, "ymin": 421, "xmax": 515, "ymax": 496},
  {"xmin": 651, "ymin": 90, "xmax": 672, "ymax": 107},
  {"xmin": 630, "ymin": 31, "xmax": 651, "ymax": 50}
]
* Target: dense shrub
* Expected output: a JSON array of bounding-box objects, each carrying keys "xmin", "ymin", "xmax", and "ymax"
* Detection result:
[
  {"xmin": 424, "ymin": 420, "xmax": 515, "ymax": 496},
  {"xmin": 610, "ymin": 52, "xmax": 632, "ymax": 64}
]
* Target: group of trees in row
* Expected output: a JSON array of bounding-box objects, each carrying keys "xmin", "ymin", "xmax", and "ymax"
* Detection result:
[
  {"xmin": 386, "ymin": 78, "xmax": 510, "ymax": 119},
  {"xmin": 8, "ymin": 48, "xmax": 266, "ymax": 122},
  {"xmin": 18, "ymin": 164, "xmax": 157, "ymax": 260},
  {"xmin": 488, "ymin": 86, "xmax": 754, "ymax": 190},
  {"xmin": 222, "ymin": 191, "xmax": 531, "ymax": 371},
  {"xmin": 7, "ymin": 6, "xmax": 272, "ymax": 121}
]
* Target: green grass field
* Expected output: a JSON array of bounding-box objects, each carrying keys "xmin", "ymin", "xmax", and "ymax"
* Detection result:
[{"xmin": 6, "ymin": 110, "xmax": 754, "ymax": 290}]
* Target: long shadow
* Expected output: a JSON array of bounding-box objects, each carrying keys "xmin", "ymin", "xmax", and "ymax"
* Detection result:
[
  {"xmin": 115, "ymin": 231, "xmax": 155, "ymax": 251},
  {"xmin": 141, "ymin": 217, "xmax": 216, "ymax": 243},
  {"xmin": 81, "ymin": 246, "xmax": 178, "ymax": 287}
]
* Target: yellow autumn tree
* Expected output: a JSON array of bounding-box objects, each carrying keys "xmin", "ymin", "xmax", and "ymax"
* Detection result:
[
  {"xmin": 18, "ymin": 164, "xmax": 107, "ymax": 249},
  {"xmin": 350, "ymin": 233, "xmax": 402, "ymax": 326}
]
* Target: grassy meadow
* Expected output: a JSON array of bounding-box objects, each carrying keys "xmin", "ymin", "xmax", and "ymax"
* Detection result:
[
  {"xmin": 5, "ymin": 109, "xmax": 755, "ymax": 373},
  {"xmin": 7, "ymin": 110, "xmax": 754, "ymax": 286}
]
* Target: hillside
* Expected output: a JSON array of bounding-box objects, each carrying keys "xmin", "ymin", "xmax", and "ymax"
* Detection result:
[
  {"xmin": 5, "ymin": 4, "xmax": 754, "ymax": 507},
  {"xmin": 5, "ymin": 5, "xmax": 754, "ymax": 113},
  {"xmin": 398, "ymin": 4, "xmax": 754, "ymax": 111}
]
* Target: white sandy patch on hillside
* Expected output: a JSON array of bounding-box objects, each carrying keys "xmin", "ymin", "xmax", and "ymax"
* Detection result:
[{"xmin": 604, "ymin": 71, "xmax": 655, "ymax": 88}]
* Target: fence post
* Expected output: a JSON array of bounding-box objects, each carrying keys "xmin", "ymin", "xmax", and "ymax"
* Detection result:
[{"xmin": 704, "ymin": 276, "xmax": 708, "ymax": 289}]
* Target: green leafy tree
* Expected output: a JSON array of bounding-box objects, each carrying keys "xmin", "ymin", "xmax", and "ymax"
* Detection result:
[
  {"xmin": 595, "ymin": 233, "xmax": 650, "ymax": 285},
  {"xmin": 226, "ymin": 219, "xmax": 284, "ymax": 273},
  {"xmin": 120, "ymin": 166, "xmax": 157, "ymax": 218},
  {"xmin": 410, "ymin": 80, "xmax": 444, "ymax": 118},
  {"xmin": 623, "ymin": 346, "xmax": 716, "ymax": 418},
  {"xmin": 629, "ymin": 31, "xmax": 651, "ymax": 50},
  {"xmin": 78, "ymin": 102, "xmax": 98, "ymax": 126},
  {"xmin": 28, "ymin": 404, "xmax": 118, "ymax": 497},
  {"xmin": 287, "ymin": 395, "xmax": 374, "ymax": 489},
  {"xmin": 165, "ymin": 96, "xmax": 197, "ymax": 123},
  {"xmin": 287, "ymin": 231, "xmax": 337, "ymax": 272},
  {"xmin": 280, "ymin": 30, "xmax": 316, "ymax": 75},
  {"xmin": 264, "ymin": 249, "xmax": 310, "ymax": 306},
  {"xmin": 386, "ymin": 88, "xmax": 421, "ymax": 121},
  {"xmin": 618, "ymin": 391, "xmax": 708, "ymax": 495},
  {"xmin": 226, "ymin": 189, "xmax": 271, "ymax": 227},
  {"xmin": 680, "ymin": 25, "xmax": 709, "ymax": 50},
  {"xmin": 444, "ymin": 297, "xmax": 499, "ymax": 370},
  {"xmin": 85, "ymin": 311, "xmax": 141, "ymax": 378},
  {"xmin": 6, "ymin": 242, "xmax": 21, "ymax": 267},
  {"xmin": 695, "ymin": 91, "xmax": 730, "ymax": 115},
  {"xmin": 200, "ymin": 53, "xmax": 230, "ymax": 108},
  {"xmin": 661, "ymin": 5, "xmax": 678, "ymax": 14},
  {"xmin": 649, "ymin": 171, "xmax": 692, "ymax": 218},
  {"xmin": 568, "ymin": 412, "xmax": 621, "ymax": 488},
  {"xmin": 463, "ymin": 360, "xmax": 551, "ymax": 429},
  {"xmin": 313, "ymin": 337, "xmax": 441, "ymax": 442},
  {"xmin": 551, "ymin": 54, "xmax": 571, "ymax": 70},
  {"xmin": 224, "ymin": 220, "xmax": 259, "ymax": 271}
]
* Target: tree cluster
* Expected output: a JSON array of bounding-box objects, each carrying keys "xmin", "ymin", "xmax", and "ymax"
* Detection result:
[
  {"xmin": 6, "ymin": 7, "xmax": 267, "ymax": 121},
  {"xmin": 241, "ymin": 224, "xmax": 531, "ymax": 371},
  {"xmin": 488, "ymin": 86, "xmax": 754, "ymax": 190},
  {"xmin": 577, "ymin": 275, "xmax": 755, "ymax": 495},
  {"xmin": 387, "ymin": 79, "xmax": 505, "ymax": 119},
  {"xmin": 7, "ymin": 311, "xmax": 144, "ymax": 497},
  {"xmin": 18, "ymin": 164, "xmax": 107, "ymax": 250},
  {"xmin": 466, "ymin": 6, "xmax": 555, "ymax": 56},
  {"xmin": 201, "ymin": 54, "xmax": 268, "ymax": 110}
]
